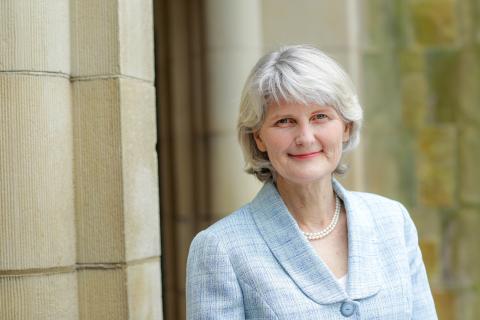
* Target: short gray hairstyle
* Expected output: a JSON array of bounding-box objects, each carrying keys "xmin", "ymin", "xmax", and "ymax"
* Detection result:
[{"xmin": 237, "ymin": 45, "xmax": 363, "ymax": 182}]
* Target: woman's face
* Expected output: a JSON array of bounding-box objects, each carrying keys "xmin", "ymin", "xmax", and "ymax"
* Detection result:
[{"xmin": 254, "ymin": 101, "xmax": 350, "ymax": 185}]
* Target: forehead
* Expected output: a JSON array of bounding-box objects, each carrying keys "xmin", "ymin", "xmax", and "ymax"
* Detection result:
[{"xmin": 265, "ymin": 101, "xmax": 336, "ymax": 116}]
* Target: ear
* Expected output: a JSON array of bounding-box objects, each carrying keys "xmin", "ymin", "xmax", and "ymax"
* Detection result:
[
  {"xmin": 342, "ymin": 122, "xmax": 352, "ymax": 143},
  {"xmin": 253, "ymin": 131, "xmax": 267, "ymax": 152}
]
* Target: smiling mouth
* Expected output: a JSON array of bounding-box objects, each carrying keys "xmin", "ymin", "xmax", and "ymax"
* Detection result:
[{"xmin": 289, "ymin": 151, "xmax": 321, "ymax": 159}]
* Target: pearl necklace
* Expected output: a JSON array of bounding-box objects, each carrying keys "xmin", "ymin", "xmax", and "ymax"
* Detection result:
[{"xmin": 302, "ymin": 195, "xmax": 341, "ymax": 241}]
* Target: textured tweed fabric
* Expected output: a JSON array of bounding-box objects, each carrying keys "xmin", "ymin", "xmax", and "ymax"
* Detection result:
[{"xmin": 187, "ymin": 180, "xmax": 437, "ymax": 319}]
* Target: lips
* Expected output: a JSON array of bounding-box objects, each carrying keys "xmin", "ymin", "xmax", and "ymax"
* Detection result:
[{"xmin": 289, "ymin": 151, "xmax": 321, "ymax": 159}]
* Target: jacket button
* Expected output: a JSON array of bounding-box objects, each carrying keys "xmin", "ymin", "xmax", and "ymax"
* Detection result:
[{"xmin": 340, "ymin": 301, "xmax": 356, "ymax": 317}]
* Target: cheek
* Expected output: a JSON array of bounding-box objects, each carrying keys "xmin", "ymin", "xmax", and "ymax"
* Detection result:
[
  {"xmin": 263, "ymin": 134, "xmax": 291, "ymax": 154},
  {"xmin": 320, "ymin": 132, "xmax": 345, "ymax": 155}
]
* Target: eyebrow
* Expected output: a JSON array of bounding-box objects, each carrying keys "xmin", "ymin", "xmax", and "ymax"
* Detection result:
[
  {"xmin": 310, "ymin": 106, "xmax": 333, "ymax": 114},
  {"xmin": 269, "ymin": 107, "xmax": 332, "ymax": 119}
]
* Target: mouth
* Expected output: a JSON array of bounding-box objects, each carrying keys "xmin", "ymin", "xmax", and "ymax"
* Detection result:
[{"xmin": 288, "ymin": 151, "xmax": 321, "ymax": 159}]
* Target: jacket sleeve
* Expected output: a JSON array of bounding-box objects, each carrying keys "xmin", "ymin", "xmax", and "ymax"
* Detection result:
[
  {"xmin": 400, "ymin": 203, "xmax": 438, "ymax": 319},
  {"xmin": 186, "ymin": 230, "xmax": 245, "ymax": 320}
]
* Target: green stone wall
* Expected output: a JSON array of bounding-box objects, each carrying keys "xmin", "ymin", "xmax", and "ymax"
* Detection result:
[{"xmin": 361, "ymin": 0, "xmax": 480, "ymax": 318}]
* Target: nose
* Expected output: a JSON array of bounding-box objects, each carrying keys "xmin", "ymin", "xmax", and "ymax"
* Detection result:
[{"xmin": 294, "ymin": 123, "xmax": 315, "ymax": 146}]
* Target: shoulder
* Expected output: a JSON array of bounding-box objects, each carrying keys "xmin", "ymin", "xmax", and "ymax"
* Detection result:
[
  {"xmin": 350, "ymin": 190, "xmax": 402, "ymax": 209},
  {"xmin": 188, "ymin": 204, "xmax": 258, "ymax": 256},
  {"xmin": 349, "ymin": 190, "xmax": 410, "ymax": 221},
  {"xmin": 346, "ymin": 190, "xmax": 417, "ymax": 240},
  {"xmin": 334, "ymin": 179, "xmax": 409, "ymax": 225}
]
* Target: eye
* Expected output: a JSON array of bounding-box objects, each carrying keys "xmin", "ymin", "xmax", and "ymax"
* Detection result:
[
  {"xmin": 311, "ymin": 113, "xmax": 327, "ymax": 121},
  {"xmin": 275, "ymin": 118, "xmax": 295, "ymax": 126}
]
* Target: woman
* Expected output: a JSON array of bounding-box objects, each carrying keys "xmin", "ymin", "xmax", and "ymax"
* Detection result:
[{"xmin": 186, "ymin": 45, "xmax": 437, "ymax": 319}]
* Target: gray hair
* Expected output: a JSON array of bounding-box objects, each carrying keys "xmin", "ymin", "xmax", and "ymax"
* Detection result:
[{"xmin": 237, "ymin": 45, "xmax": 363, "ymax": 182}]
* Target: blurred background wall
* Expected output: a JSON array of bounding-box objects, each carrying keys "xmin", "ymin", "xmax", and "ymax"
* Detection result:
[
  {"xmin": 360, "ymin": 1, "xmax": 480, "ymax": 319},
  {"xmin": 157, "ymin": 0, "xmax": 480, "ymax": 319}
]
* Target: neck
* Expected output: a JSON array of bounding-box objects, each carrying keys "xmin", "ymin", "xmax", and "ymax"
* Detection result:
[{"xmin": 275, "ymin": 176, "xmax": 337, "ymax": 230}]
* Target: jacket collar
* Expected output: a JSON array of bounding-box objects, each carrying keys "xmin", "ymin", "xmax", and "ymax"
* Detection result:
[{"xmin": 249, "ymin": 178, "xmax": 381, "ymax": 304}]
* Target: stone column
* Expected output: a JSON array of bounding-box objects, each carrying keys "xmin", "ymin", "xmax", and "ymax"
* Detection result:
[
  {"xmin": 0, "ymin": 1, "xmax": 78, "ymax": 319},
  {"xmin": 71, "ymin": 0, "xmax": 161, "ymax": 319},
  {"xmin": 204, "ymin": 0, "xmax": 263, "ymax": 219}
]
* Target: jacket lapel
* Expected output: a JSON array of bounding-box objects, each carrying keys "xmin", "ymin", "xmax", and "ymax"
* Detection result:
[
  {"xmin": 249, "ymin": 180, "xmax": 381, "ymax": 305},
  {"xmin": 332, "ymin": 179, "xmax": 381, "ymax": 300}
]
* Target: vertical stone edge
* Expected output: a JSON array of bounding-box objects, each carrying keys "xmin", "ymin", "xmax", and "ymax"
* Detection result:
[
  {"xmin": 117, "ymin": 0, "xmax": 155, "ymax": 81},
  {"xmin": 119, "ymin": 78, "xmax": 160, "ymax": 262},
  {"xmin": 126, "ymin": 260, "xmax": 163, "ymax": 320}
]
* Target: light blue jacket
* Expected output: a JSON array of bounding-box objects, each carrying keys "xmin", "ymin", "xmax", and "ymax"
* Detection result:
[{"xmin": 186, "ymin": 180, "xmax": 437, "ymax": 319}]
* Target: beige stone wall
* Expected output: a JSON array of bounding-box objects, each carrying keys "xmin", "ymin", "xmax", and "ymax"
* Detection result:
[
  {"xmin": 361, "ymin": 0, "xmax": 479, "ymax": 319},
  {"xmin": 0, "ymin": 1, "xmax": 78, "ymax": 318},
  {"xmin": 0, "ymin": 0, "xmax": 161, "ymax": 319}
]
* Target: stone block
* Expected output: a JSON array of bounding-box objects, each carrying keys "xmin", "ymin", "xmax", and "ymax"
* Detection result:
[
  {"xmin": 126, "ymin": 260, "xmax": 163, "ymax": 319},
  {"xmin": 78, "ymin": 268, "xmax": 128, "ymax": 320},
  {"xmin": 399, "ymin": 49, "xmax": 426, "ymax": 73},
  {"xmin": 477, "ymin": 4, "xmax": 480, "ymax": 44},
  {"xmin": 360, "ymin": 0, "xmax": 409, "ymax": 50},
  {"xmin": 74, "ymin": 78, "xmax": 160, "ymax": 263},
  {"xmin": 409, "ymin": 207, "xmax": 441, "ymax": 280},
  {"xmin": 432, "ymin": 288, "xmax": 457, "ymax": 320},
  {"xmin": 362, "ymin": 52, "xmax": 402, "ymax": 122},
  {"xmin": 119, "ymin": 79, "xmax": 160, "ymax": 261},
  {"xmin": 78, "ymin": 262, "xmax": 162, "ymax": 320},
  {"xmin": 72, "ymin": 0, "xmax": 155, "ymax": 79},
  {"xmin": 417, "ymin": 126, "xmax": 456, "ymax": 208},
  {"xmin": 118, "ymin": 0, "xmax": 154, "ymax": 81},
  {"xmin": 425, "ymin": 48, "xmax": 460, "ymax": 123},
  {"xmin": 0, "ymin": 272, "xmax": 78, "ymax": 320},
  {"xmin": 209, "ymin": 133, "xmax": 262, "ymax": 218},
  {"xmin": 362, "ymin": 130, "xmax": 412, "ymax": 203},
  {"xmin": 400, "ymin": 73, "xmax": 428, "ymax": 130},
  {"xmin": 409, "ymin": 207, "xmax": 442, "ymax": 241},
  {"xmin": 419, "ymin": 239, "xmax": 438, "ymax": 279},
  {"xmin": 362, "ymin": 51, "xmax": 419, "ymax": 204},
  {"xmin": 410, "ymin": 0, "xmax": 458, "ymax": 46},
  {"xmin": 452, "ymin": 209, "xmax": 480, "ymax": 286},
  {"xmin": 456, "ymin": 289, "xmax": 480, "ymax": 320},
  {"xmin": 73, "ymin": 79, "xmax": 125, "ymax": 263},
  {"xmin": 262, "ymin": 0, "xmax": 348, "ymax": 50},
  {"xmin": 73, "ymin": 80, "xmax": 160, "ymax": 263},
  {"xmin": 459, "ymin": 126, "xmax": 480, "ymax": 205},
  {"xmin": 0, "ymin": 75, "xmax": 75, "ymax": 270},
  {"xmin": 458, "ymin": 46, "xmax": 480, "ymax": 126},
  {"xmin": 0, "ymin": 0, "xmax": 70, "ymax": 72},
  {"xmin": 71, "ymin": 0, "xmax": 120, "ymax": 76},
  {"xmin": 455, "ymin": 0, "xmax": 477, "ymax": 45},
  {"xmin": 361, "ymin": 61, "xmax": 415, "ymax": 204}
]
